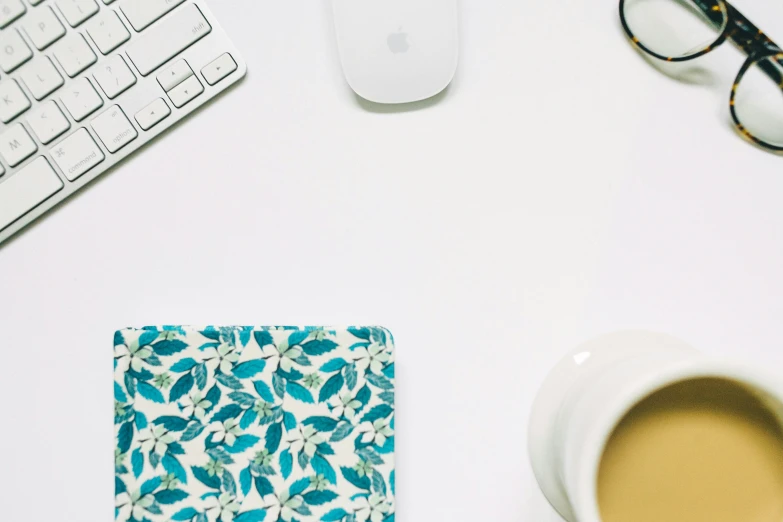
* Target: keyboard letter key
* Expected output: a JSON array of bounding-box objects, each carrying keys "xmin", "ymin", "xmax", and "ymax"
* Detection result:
[
  {"xmin": 0, "ymin": 0, "xmax": 26, "ymax": 28},
  {"xmin": 0, "ymin": 157, "xmax": 62, "ymax": 232},
  {"xmin": 0, "ymin": 79, "xmax": 31, "ymax": 123},
  {"xmin": 24, "ymin": 6, "xmax": 66, "ymax": 50},
  {"xmin": 0, "ymin": 124, "xmax": 38, "ymax": 167},
  {"xmin": 51, "ymin": 128, "xmax": 105, "ymax": 181},
  {"xmin": 126, "ymin": 4, "xmax": 211, "ymax": 76},
  {"xmin": 22, "ymin": 57, "xmax": 65, "ymax": 100},
  {"xmin": 121, "ymin": 0, "xmax": 185, "ymax": 31},
  {"xmin": 91, "ymin": 105, "xmax": 137, "ymax": 153},
  {"xmin": 0, "ymin": 29, "xmax": 33, "ymax": 73}
]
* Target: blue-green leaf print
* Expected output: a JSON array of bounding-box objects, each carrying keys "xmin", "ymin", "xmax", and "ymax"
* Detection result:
[
  {"xmin": 340, "ymin": 467, "xmax": 371, "ymax": 491},
  {"xmin": 171, "ymin": 507, "xmax": 199, "ymax": 520},
  {"xmin": 253, "ymin": 381, "xmax": 275, "ymax": 402},
  {"xmin": 322, "ymin": 508, "xmax": 348, "ymax": 521},
  {"xmin": 265, "ymin": 422, "xmax": 283, "ymax": 453},
  {"xmin": 232, "ymin": 360, "xmax": 266, "ymax": 379},
  {"xmin": 319, "ymin": 373, "xmax": 344, "ymax": 403},
  {"xmin": 131, "ymin": 448, "xmax": 144, "ymax": 478},
  {"xmin": 280, "ymin": 448, "xmax": 293, "ymax": 479},
  {"xmin": 239, "ymin": 466, "xmax": 252, "ymax": 497},
  {"xmin": 137, "ymin": 382, "xmax": 165, "ymax": 403},
  {"xmin": 234, "ymin": 510, "xmax": 267, "ymax": 522},
  {"xmin": 286, "ymin": 382, "xmax": 314, "ymax": 403},
  {"xmin": 114, "ymin": 326, "xmax": 395, "ymax": 522}
]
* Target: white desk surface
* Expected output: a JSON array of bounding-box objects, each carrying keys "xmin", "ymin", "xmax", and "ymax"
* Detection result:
[{"xmin": 2, "ymin": 0, "xmax": 783, "ymax": 520}]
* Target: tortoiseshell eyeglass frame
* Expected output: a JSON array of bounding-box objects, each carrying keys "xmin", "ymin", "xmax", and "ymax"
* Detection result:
[{"xmin": 619, "ymin": 0, "xmax": 783, "ymax": 151}]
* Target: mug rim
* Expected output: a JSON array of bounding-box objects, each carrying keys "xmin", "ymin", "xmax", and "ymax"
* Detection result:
[{"xmin": 573, "ymin": 359, "xmax": 783, "ymax": 522}]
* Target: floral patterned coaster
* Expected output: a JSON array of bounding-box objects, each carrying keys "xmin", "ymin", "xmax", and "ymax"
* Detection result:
[{"xmin": 114, "ymin": 326, "xmax": 395, "ymax": 522}]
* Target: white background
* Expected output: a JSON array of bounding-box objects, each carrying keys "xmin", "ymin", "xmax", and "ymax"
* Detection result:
[{"xmin": 2, "ymin": 0, "xmax": 783, "ymax": 520}]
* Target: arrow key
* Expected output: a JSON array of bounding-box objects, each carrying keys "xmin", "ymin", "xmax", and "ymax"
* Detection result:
[
  {"xmin": 135, "ymin": 98, "xmax": 170, "ymax": 131},
  {"xmin": 202, "ymin": 53, "xmax": 237, "ymax": 86},
  {"xmin": 167, "ymin": 75, "xmax": 203, "ymax": 108},
  {"xmin": 157, "ymin": 59, "xmax": 193, "ymax": 92}
]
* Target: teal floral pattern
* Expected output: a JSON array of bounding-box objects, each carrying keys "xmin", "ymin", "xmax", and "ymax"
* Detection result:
[{"xmin": 114, "ymin": 326, "xmax": 395, "ymax": 522}]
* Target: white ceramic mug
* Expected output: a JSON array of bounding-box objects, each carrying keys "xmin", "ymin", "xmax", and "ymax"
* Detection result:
[{"xmin": 528, "ymin": 330, "xmax": 783, "ymax": 522}]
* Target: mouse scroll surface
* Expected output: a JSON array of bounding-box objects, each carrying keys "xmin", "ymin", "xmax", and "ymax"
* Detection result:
[{"xmin": 332, "ymin": 0, "xmax": 459, "ymax": 104}]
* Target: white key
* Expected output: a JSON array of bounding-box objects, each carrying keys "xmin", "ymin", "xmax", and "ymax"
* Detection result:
[
  {"xmin": 167, "ymin": 75, "xmax": 202, "ymax": 108},
  {"xmin": 0, "ymin": 124, "xmax": 37, "ymax": 167},
  {"xmin": 0, "ymin": 80, "xmax": 31, "ymax": 123},
  {"xmin": 121, "ymin": 0, "xmax": 185, "ymax": 31},
  {"xmin": 126, "ymin": 4, "xmax": 211, "ymax": 76},
  {"xmin": 93, "ymin": 55, "xmax": 136, "ymax": 98},
  {"xmin": 157, "ymin": 60, "xmax": 192, "ymax": 91},
  {"xmin": 91, "ymin": 105, "xmax": 137, "ymax": 152},
  {"xmin": 54, "ymin": 33, "xmax": 97, "ymax": 77},
  {"xmin": 21, "ymin": 57, "xmax": 64, "ymax": 100},
  {"xmin": 56, "ymin": 0, "xmax": 98, "ymax": 27},
  {"xmin": 202, "ymin": 54, "xmax": 237, "ymax": 86},
  {"xmin": 51, "ymin": 128, "xmax": 104, "ymax": 180},
  {"xmin": 0, "ymin": 30, "xmax": 33, "ymax": 73},
  {"xmin": 86, "ymin": 10, "xmax": 130, "ymax": 55},
  {"xmin": 0, "ymin": 0, "xmax": 26, "ymax": 28},
  {"xmin": 27, "ymin": 101, "xmax": 70, "ymax": 144},
  {"xmin": 61, "ymin": 77, "xmax": 103, "ymax": 121},
  {"xmin": 24, "ymin": 6, "xmax": 66, "ymax": 50},
  {"xmin": 0, "ymin": 157, "xmax": 62, "ymax": 231},
  {"xmin": 134, "ymin": 97, "xmax": 169, "ymax": 130}
]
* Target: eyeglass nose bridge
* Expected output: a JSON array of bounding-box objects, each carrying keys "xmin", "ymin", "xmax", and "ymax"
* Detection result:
[{"xmin": 619, "ymin": 0, "xmax": 731, "ymax": 63}]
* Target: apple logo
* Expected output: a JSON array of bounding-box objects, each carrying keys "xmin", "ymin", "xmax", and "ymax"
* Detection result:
[{"xmin": 387, "ymin": 28, "xmax": 410, "ymax": 54}]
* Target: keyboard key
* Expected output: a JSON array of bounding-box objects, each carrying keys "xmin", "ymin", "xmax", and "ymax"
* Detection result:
[
  {"xmin": 0, "ymin": 157, "xmax": 62, "ymax": 231},
  {"xmin": 0, "ymin": 0, "xmax": 26, "ymax": 28},
  {"xmin": 54, "ymin": 33, "xmax": 97, "ymax": 77},
  {"xmin": 134, "ymin": 97, "xmax": 169, "ymax": 130},
  {"xmin": 61, "ymin": 77, "xmax": 103, "ymax": 121},
  {"xmin": 51, "ymin": 128, "xmax": 105, "ymax": 181},
  {"xmin": 167, "ymin": 75, "xmax": 202, "ymax": 108},
  {"xmin": 28, "ymin": 101, "xmax": 71, "ymax": 144},
  {"xmin": 0, "ymin": 80, "xmax": 31, "ymax": 122},
  {"xmin": 56, "ymin": 0, "xmax": 99, "ymax": 27},
  {"xmin": 202, "ymin": 53, "xmax": 237, "ymax": 86},
  {"xmin": 91, "ymin": 105, "xmax": 137, "ymax": 152},
  {"xmin": 126, "ymin": 4, "xmax": 211, "ymax": 76},
  {"xmin": 0, "ymin": 124, "xmax": 37, "ymax": 167},
  {"xmin": 93, "ymin": 55, "xmax": 136, "ymax": 99},
  {"xmin": 121, "ymin": 0, "xmax": 185, "ymax": 31},
  {"xmin": 0, "ymin": 30, "xmax": 33, "ymax": 73},
  {"xmin": 157, "ymin": 59, "xmax": 192, "ymax": 91},
  {"xmin": 87, "ymin": 10, "xmax": 130, "ymax": 55},
  {"xmin": 24, "ymin": 6, "xmax": 66, "ymax": 50},
  {"xmin": 21, "ymin": 57, "xmax": 64, "ymax": 100}
]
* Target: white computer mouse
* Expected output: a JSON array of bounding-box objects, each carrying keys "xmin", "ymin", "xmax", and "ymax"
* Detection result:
[{"xmin": 332, "ymin": 0, "xmax": 459, "ymax": 104}]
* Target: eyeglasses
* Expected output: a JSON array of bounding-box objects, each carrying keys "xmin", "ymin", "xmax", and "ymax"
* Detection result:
[{"xmin": 619, "ymin": 0, "xmax": 783, "ymax": 151}]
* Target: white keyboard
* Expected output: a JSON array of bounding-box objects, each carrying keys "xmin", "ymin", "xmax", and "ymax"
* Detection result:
[{"xmin": 0, "ymin": 0, "xmax": 245, "ymax": 245}]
